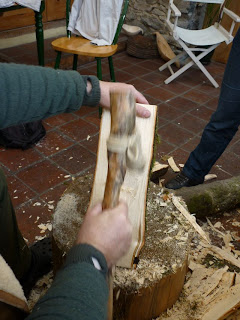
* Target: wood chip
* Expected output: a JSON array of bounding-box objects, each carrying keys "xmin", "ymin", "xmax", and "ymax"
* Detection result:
[
  {"xmin": 201, "ymin": 242, "xmax": 240, "ymax": 269},
  {"xmin": 172, "ymin": 196, "xmax": 210, "ymax": 244},
  {"xmin": 151, "ymin": 161, "xmax": 168, "ymax": 180},
  {"xmin": 201, "ymin": 284, "xmax": 240, "ymax": 320},
  {"xmin": 167, "ymin": 157, "xmax": 180, "ymax": 172},
  {"xmin": 204, "ymin": 174, "xmax": 217, "ymax": 182}
]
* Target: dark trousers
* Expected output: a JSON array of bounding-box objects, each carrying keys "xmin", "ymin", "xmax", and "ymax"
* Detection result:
[
  {"xmin": 183, "ymin": 27, "xmax": 240, "ymax": 181},
  {"xmin": 0, "ymin": 168, "xmax": 31, "ymax": 280}
]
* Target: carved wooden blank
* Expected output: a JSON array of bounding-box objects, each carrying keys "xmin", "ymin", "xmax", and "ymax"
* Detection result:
[{"xmin": 89, "ymin": 104, "xmax": 157, "ymax": 268}]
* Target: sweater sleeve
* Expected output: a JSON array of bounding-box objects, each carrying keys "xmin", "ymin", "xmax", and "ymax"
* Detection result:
[
  {"xmin": 26, "ymin": 244, "xmax": 109, "ymax": 320},
  {"xmin": 0, "ymin": 63, "xmax": 100, "ymax": 129}
]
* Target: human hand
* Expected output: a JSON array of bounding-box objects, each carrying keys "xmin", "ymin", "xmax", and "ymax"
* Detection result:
[
  {"xmin": 99, "ymin": 81, "xmax": 151, "ymax": 118},
  {"xmin": 76, "ymin": 201, "xmax": 132, "ymax": 268}
]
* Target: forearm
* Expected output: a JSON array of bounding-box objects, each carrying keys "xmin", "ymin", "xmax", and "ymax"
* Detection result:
[
  {"xmin": 0, "ymin": 63, "xmax": 100, "ymax": 129},
  {"xmin": 26, "ymin": 244, "xmax": 109, "ymax": 320}
]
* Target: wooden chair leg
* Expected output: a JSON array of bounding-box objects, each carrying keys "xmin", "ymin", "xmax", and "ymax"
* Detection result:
[
  {"xmin": 34, "ymin": 0, "xmax": 45, "ymax": 67},
  {"xmin": 73, "ymin": 54, "xmax": 78, "ymax": 70},
  {"xmin": 54, "ymin": 52, "xmax": 62, "ymax": 69},
  {"xmin": 96, "ymin": 57, "xmax": 103, "ymax": 80},
  {"xmin": 108, "ymin": 56, "xmax": 116, "ymax": 82}
]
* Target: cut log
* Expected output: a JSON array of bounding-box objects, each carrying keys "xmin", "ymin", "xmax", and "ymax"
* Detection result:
[
  {"xmin": 175, "ymin": 175, "xmax": 240, "ymax": 217},
  {"xmin": 89, "ymin": 105, "xmax": 157, "ymax": 268},
  {"xmin": 52, "ymin": 177, "xmax": 190, "ymax": 320}
]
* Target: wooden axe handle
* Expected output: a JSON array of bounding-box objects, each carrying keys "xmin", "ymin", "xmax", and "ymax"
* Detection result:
[{"xmin": 102, "ymin": 90, "xmax": 136, "ymax": 320}]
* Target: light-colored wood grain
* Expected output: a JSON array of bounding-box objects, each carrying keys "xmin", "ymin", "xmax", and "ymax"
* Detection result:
[
  {"xmin": 51, "ymin": 36, "xmax": 118, "ymax": 57},
  {"xmin": 155, "ymin": 32, "xmax": 180, "ymax": 68},
  {"xmin": 172, "ymin": 196, "xmax": 210, "ymax": 244},
  {"xmin": 202, "ymin": 284, "xmax": 240, "ymax": 320},
  {"xmin": 89, "ymin": 104, "xmax": 157, "ymax": 268},
  {"xmin": 167, "ymin": 156, "xmax": 180, "ymax": 173}
]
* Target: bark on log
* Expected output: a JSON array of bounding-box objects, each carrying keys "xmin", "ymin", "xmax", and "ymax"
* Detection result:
[
  {"xmin": 52, "ymin": 175, "xmax": 190, "ymax": 320},
  {"xmin": 175, "ymin": 175, "xmax": 240, "ymax": 218}
]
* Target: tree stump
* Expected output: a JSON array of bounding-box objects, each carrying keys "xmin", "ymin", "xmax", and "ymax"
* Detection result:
[{"xmin": 52, "ymin": 175, "xmax": 190, "ymax": 320}]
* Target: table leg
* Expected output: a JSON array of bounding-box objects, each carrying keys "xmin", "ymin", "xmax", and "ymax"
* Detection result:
[{"xmin": 34, "ymin": 1, "xmax": 45, "ymax": 66}]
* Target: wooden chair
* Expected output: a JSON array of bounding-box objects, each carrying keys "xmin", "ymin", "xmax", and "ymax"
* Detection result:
[
  {"xmin": 51, "ymin": 0, "xmax": 129, "ymax": 82},
  {"xmin": 159, "ymin": 0, "xmax": 240, "ymax": 88}
]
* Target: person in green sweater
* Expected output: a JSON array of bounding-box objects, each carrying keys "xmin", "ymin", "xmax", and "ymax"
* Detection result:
[{"xmin": 0, "ymin": 62, "xmax": 150, "ymax": 319}]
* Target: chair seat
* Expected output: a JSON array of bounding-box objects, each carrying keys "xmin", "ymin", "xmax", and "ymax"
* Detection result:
[
  {"xmin": 51, "ymin": 36, "xmax": 118, "ymax": 57},
  {"xmin": 175, "ymin": 25, "xmax": 228, "ymax": 46}
]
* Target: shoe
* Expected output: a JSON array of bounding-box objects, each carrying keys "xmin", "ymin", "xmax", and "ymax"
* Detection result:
[
  {"xmin": 20, "ymin": 237, "xmax": 52, "ymax": 297},
  {"xmin": 165, "ymin": 172, "xmax": 202, "ymax": 190}
]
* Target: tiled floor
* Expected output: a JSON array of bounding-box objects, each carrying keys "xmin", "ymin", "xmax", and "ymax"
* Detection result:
[{"xmin": 1, "ymin": 22, "xmax": 240, "ymax": 244}]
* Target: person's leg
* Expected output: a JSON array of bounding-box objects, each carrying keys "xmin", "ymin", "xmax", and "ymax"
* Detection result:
[
  {"xmin": 166, "ymin": 28, "xmax": 240, "ymax": 189},
  {"xmin": 0, "ymin": 167, "xmax": 32, "ymax": 281},
  {"xmin": 183, "ymin": 28, "xmax": 240, "ymax": 181}
]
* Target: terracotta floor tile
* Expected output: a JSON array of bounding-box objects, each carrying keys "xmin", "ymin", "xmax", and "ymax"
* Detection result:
[
  {"xmin": 181, "ymin": 136, "xmax": 201, "ymax": 153},
  {"xmin": 44, "ymin": 113, "xmax": 78, "ymax": 127},
  {"xmin": 190, "ymin": 105, "xmax": 214, "ymax": 121},
  {"xmin": 16, "ymin": 199, "xmax": 53, "ymax": 244},
  {"xmin": 143, "ymin": 92, "xmax": 162, "ymax": 106},
  {"xmin": 174, "ymin": 72, "xmax": 205, "ymax": 87},
  {"xmin": 161, "ymin": 81, "xmax": 190, "ymax": 95},
  {"xmin": 16, "ymin": 160, "xmax": 66, "ymax": 194},
  {"xmin": 40, "ymin": 183, "xmax": 68, "ymax": 206},
  {"xmin": 205, "ymin": 97, "xmax": 218, "ymax": 110},
  {"xmin": 215, "ymin": 151, "xmax": 240, "ymax": 177},
  {"xmin": 112, "ymin": 58, "xmax": 132, "ymax": 69},
  {"xmin": 196, "ymin": 82, "xmax": 220, "ymax": 96},
  {"xmin": 155, "ymin": 139, "xmax": 175, "ymax": 160},
  {"xmin": 138, "ymin": 59, "xmax": 161, "ymax": 72},
  {"xmin": 183, "ymin": 89, "xmax": 212, "ymax": 104},
  {"xmin": 114, "ymin": 70, "xmax": 136, "ymax": 82},
  {"xmin": 35, "ymin": 131, "xmax": 74, "ymax": 156},
  {"xmin": 158, "ymin": 123, "xmax": 191, "ymax": 146},
  {"xmin": 80, "ymin": 134, "xmax": 99, "ymax": 154},
  {"xmin": 50, "ymin": 145, "xmax": 96, "ymax": 175},
  {"xmin": 228, "ymin": 140, "xmax": 240, "ymax": 157},
  {"xmin": 209, "ymin": 166, "xmax": 233, "ymax": 181},
  {"xmin": 174, "ymin": 114, "xmax": 207, "ymax": 134},
  {"xmin": 167, "ymin": 96, "xmax": 198, "ymax": 111},
  {"xmin": 83, "ymin": 111, "xmax": 101, "ymax": 127},
  {"xmin": 74, "ymin": 106, "xmax": 97, "ymax": 117},
  {"xmin": 6, "ymin": 175, "xmax": 37, "ymax": 207},
  {"xmin": 157, "ymin": 117, "xmax": 169, "ymax": 128},
  {"xmin": 141, "ymin": 71, "xmax": 166, "ymax": 86},
  {"xmin": 166, "ymin": 148, "xmax": 190, "ymax": 167},
  {"xmin": 122, "ymin": 64, "xmax": 150, "ymax": 77},
  {"xmin": 58, "ymin": 118, "xmax": 99, "ymax": 142},
  {"xmin": 120, "ymin": 54, "xmax": 146, "ymax": 64},
  {"xmin": 144, "ymin": 86, "xmax": 176, "ymax": 102},
  {"xmin": 129, "ymin": 78, "xmax": 154, "ymax": 92},
  {"xmin": 158, "ymin": 103, "xmax": 181, "ymax": 121},
  {"xmin": 205, "ymin": 62, "xmax": 226, "ymax": 76},
  {"xmin": 0, "ymin": 148, "xmax": 43, "ymax": 172}
]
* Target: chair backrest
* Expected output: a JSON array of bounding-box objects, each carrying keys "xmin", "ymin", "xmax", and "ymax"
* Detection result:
[{"xmin": 65, "ymin": 0, "xmax": 129, "ymax": 45}]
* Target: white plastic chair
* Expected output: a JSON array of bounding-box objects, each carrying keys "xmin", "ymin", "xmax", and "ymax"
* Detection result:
[{"xmin": 159, "ymin": 0, "xmax": 240, "ymax": 88}]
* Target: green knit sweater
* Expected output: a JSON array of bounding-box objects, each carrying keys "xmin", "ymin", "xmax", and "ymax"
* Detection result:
[
  {"xmin": 26, "ymin": 244, "xmax": 109, "ymax": 320},
  {"xmin": 0, "ymin": 63, "xmax": 109, "ymax": 319},
  {"xmin": 0, "ymin": 63, "xmax": 100, "ymax": 129}
]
